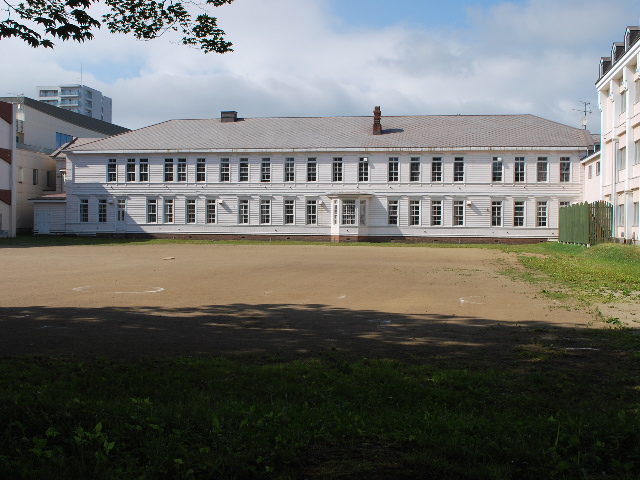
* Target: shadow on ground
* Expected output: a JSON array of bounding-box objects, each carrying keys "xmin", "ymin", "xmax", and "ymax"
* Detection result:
[{"xmin": 0, "ymin": 303, "xmax": 615, "ymax": 364}]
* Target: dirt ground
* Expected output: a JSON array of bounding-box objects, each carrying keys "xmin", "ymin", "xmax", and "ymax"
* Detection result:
[{"xmin": 0, "ymin": 244, "xmax": 609, "ymax": 361}]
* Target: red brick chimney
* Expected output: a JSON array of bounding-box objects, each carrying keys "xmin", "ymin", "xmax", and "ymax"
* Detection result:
[{"xmin": 373, "ymin": 106, "xmax": 382, "ymax": 135}]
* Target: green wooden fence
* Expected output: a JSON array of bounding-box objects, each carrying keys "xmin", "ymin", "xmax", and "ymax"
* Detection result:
[{"xmin": 559, "ymin": 201, "xmax": 612, "ymax": 246}]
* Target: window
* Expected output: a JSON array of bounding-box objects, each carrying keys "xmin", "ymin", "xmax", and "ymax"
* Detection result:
[
  {"xmin": 431, "ymin": 200, "xmax": 442, "ymax": 226},
  {"xmin": 333, "ymin": 201, "xmax": 338, "ymax": 226},
  {"xmin": 636, "ymin": 141, "xmax": 640, "ymax": 165},
  {"xmin": 147, "ymin": 199, "xmax": 157, "ymax": 223},
  {"xmin": 560, "ymin": 201, "xmax": 570, "ymax": 210},
  {"xmin": 261, "ymin": 158, "xmax": 270, "ymax": 183},
  {"xmin": 359, "ymin": 199, "xmax": 367, "ymax": 226},
  {"xmin": 55, "ymin": 132, "xmax": 73, "ymax": 149},
  {"xmin": 32, "ymin": 168, "xmax": 38, "ymax": 185},
  {"xmin": 196, "ymin": 158, "xmax": 206, "ymax": 182},
  {"xmin": 239, "ymin": 159, "xmax": 249, "ymax": 182},
  {"xmin": 46, "ymin": 171, "xmax": 55, "ymax": 188},
  {"xmin": 536, "ymin": 201, "xmax": 548, "ymax": 227},
  {"xmin": 220, "ymin": 158, "xmax": 230, "ymax": 182},
  {"xmin": 633, "ymin": 202, "xmax": 639, "ymax": 226},
  {"xmin": 636, "ymin": 78, "xmax": 640, "ymax": 104},
  {"xmin": 177, "ymin": 158, "xmax": 187, "ymax": 182},
  {"xmin": 491, "ymin": 201, "xmax": 502, "ymax": 226},
  {"xmin": 453, "ymin": 157, "xmax": 464, "ymax": 182},
  {"xmin": 206, "ymin": 200, "xmax": 217, "ymax": 224},
  {"xmin": 342, "ymin": 199, "xmax": 356, "ymax": 225},
  {"xmin": 621, "ymin": 88, "xmax": 627, "ymax": 114},
  {"xmin": 306, "ymin": 200, "xmax": 317, "ymax": 225},
  {"xmin": 596, "ymin": 161, "xmax": 601, "ymax": 176},
  {"xmin": 307, "ymin": 158, "xmax": 317, "ymax": 182},
  {"xmin": 514, "ymin": 157, "xmax": 525, "ymax": 182},
  {"xmin": 358, "ymin": 157, "xmax": 369, "ymax": 182},
  {"xmin": 164, "ymin": 159, "xmax": 174, "ymax": 182},
  {"xmin": 388, "ymin": 199, "xmax": 398, "ymax": 225},
  {"xmin": 514, "ymin": 201, "xmax": 525, "ymax": 227},
  {"xmin": 588, "ymin": 165, "xmax": 593, "ymax": 179},
  {"xmin": 410, "ymin": 157, "xmax": 421, "ymax": 182},
  {"xmin": 332, "ymin": 158, "xmax": 343, "ymax": 182},
  {"xmin": 284, "ymin": 199, "xmax": 295, "ymax": 224},
  {"xmin": 107, "ymin": 158, "xmax": 117, "ymax": 182},
  {"xmin": 164, "ymin": 199, "xmax": 174, "ymax": 223},
  {"xmin": 238, "ymin": 199, "xmax": 249, "ymax": 224},
  {"xmin": 139, "ymin": 159, "xmax": 149, "ymax": 182},
  {"xmin": 560, "ymin": 157, "xmax": 571, "ymax": 182},
  {"xmin": 388, "ymin": 157, "xmax": 399, "ymax": 182},
  {"xmin": 284, "ymin": 158, "xmax": 295, "ymax": 182},
  {"xmin": 260, "ymin": 199, "xmax": 271, "ymax": 224},
  {"xmin": 431, "ymin": 157, "xmax": 442, "ymax": 182},
  {"xmin": 98, "ymin": 199, "xmax": 107, "ymax": 223},
  {"xmin": 536, "ymin": 157, "xmax": 548, "ymax": 182},
  {"xmin": 79, "ymin": 199, "xmax": 89, "ymax": 222},
  {"xmin": 616, "ymin": 148, "xmax": 626, "ymax": 182},
  {"xmin": 186, "ymin": 199, "xmax": 196, "ymax": 223},
  {"xmin": 492, "ymin": 157, "xmax": 503, "ymax": 182},
  {"xmin": 453, "ymin": 200, "xmax": 464, "ymax": 226},
  {"xmin": 616, "ymin": 204, "xmax": 624, "ymax": 227},
  {"xmin": 117, "ymin": 199, "xmax": 126, "ymax": 221},
  {"xmin": 409, "ymin": 200, "xmax": 420, "ymax": 225},
  {"xmin": 126, "ymin": 159, "xmax": 136, "ymax": 182}
]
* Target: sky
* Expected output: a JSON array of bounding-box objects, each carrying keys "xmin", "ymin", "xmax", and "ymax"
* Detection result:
[{"xmin": 2, "ymin": 0, "xmax": 640, "ymax": 132}]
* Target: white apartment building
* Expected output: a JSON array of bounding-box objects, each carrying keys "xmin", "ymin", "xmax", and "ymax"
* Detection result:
[
  {"xmin": 33, "ymin": 109, "xmax": 593, "ymax": 242},
  {"xmin": 0, "ymin": 96, "xmax": 128, "ymax": 235},
  {"xmin": 588, "ymin": 26, "xmax": 640, "ymax": 242},
  {"xmin": 37, "ymin": 84, "xmax": 113, "ymax": 123}
]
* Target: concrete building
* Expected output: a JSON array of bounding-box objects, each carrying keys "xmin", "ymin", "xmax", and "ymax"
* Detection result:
[
  {"xmin": 594, "ymin": 25, "xmax": 640, "ymax": 242},
  {"xmin": 0, "ymin": 96, "xmax": 128, "ymax": 235},
  {"xmin": 34, "ymin": 109, "xmax": 594, "ymax": 242},
  {"xmin": 37, "ymin": 84, "xmax": 113, "ymax": 123}
]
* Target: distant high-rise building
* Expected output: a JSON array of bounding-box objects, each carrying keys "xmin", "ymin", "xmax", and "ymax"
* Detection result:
[{"xmin": 36, "ymin": 84, "xmax": 113, "ymax": 123}]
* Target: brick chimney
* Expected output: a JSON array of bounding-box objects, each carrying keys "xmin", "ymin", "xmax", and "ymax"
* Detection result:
[
  {"xmin": 221, "ymin": 111, "xmax": 238, "ymax": 122},
  {"xmin": 373, "ymin": 106, "xmax": 382, "ymax": 135}
]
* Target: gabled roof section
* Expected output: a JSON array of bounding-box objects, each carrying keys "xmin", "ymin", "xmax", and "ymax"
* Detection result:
[
  {"xmin": 66, "ymin": 114, "xmax": 593, "ymax": 153},
  {"xmin": 0, "ymin": 96, "xmax": 129, "ymax": 136}
]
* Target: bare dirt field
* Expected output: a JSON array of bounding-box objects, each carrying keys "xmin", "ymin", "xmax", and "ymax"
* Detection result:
[{"xmin": 0, "ymin": 244, "xmax": 601, "ymax": 361}]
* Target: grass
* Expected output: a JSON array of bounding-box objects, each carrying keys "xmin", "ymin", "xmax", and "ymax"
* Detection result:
[
  {"xmin": 1, "ymin": 237, "xmax": 639, "ymax": 478},
  {"xmin": 1, "ymin": 346, "xmax": 640, "ymax": 480}
]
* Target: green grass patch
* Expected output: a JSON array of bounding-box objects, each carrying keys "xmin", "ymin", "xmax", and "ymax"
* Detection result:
[{"xmin": 1, "ymin": 344, "xmax": 640, "ymax": 479}]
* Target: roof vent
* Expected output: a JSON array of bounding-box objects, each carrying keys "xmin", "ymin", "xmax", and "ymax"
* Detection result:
[
  {"xmin": 221, "ymin": 111, "xmax": 237, "ymax": 123},
  {"xmin": 373, "ymin": 106, "xmax": 382, "ymax": 135}
]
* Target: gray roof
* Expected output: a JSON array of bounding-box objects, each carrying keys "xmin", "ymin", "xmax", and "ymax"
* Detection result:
[
  {"xmin": 0, "ymin": 96, "xmax": 129, "ymax": 136},
  {"xmin": 68, "ymin": 114, "xmax": 594, "ymax": 153}
]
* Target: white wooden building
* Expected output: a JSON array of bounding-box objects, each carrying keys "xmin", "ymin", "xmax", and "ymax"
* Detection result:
[{"xmin": 33, "ymin": 109, "xmax": 594, "ymax": 242}]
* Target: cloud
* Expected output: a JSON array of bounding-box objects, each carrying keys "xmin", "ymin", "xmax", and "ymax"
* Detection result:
[{"xmin": 2, "ymin": 0, "xmax": 640, "ymax": 132}]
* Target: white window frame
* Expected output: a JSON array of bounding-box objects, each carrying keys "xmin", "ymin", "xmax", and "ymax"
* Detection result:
[
  {"xmin": 260, "ymin": 158, "xmax": 270, "ymax": 183},
  {"xmin": 491, "ymin": 201, "xmax": 502, "ymax": 227},
  {"xmin": 284, "ymin": 199, "xmax": 295, "ymax": 225},
  {"xmin": 388, "ymin": 157, "xmax": 399, "ymax": 182},
  {"xmin": 431, "ymin": 200, "xmax": 442, "ymax": 226},
  {"xmin": 514, "ymin": 157, "xmax": 525, "ymax": 183},
  {"xmin": 431, "ymin": 157, "xmax": 442, "ymax": 182},
  {"xmin": 220, "ymin": 158, "xmax": 230, "ymax": 182},
  {"xmin": 163, "ymin": 198, "xmax": 174, "ymax": 223},
  {"xmin": 536, "ymin": 157, "xmax": 548, "ymax": 182},
  {"xmin": 536, "ymin": 201, "xmax": 548, "ymax": 227},
  {"xmin": 453, "ymin": 157, "xmax": 464, "ymax": 182},
  {"xmin": 107, "ymin": 158, "xmax": 117, "ymax": 183},
  {"xmin": 409, "ymin": 199, "xmax": 420, "ymax": 226},
  {"xmin": 98, "ymin": 199, "xmax": 107, "ymax": 223},
  {"xmin": 206, "ymin": 199, "xmax": 217, "ymax": 224},
  {"xmin": 238, "ymin": 199, "xmax": 249, "ymax": 224},
  {"xmin": 560, "ymin": 157, "xmax": 571, "ymax": 183},
  {"xmin": 186, "ymin": 199, "xmax": 196, "ymax": 224},
  {"xmin": 239, "ymin": 159, "xmax": 249, "ymax": 182},
  {"xmin": 307, "ymin": 158, "xmax": 317, "ymax": 182},
  {"xmin": 341, "ymin": 199, "xmax": 356, "ymax": 225},
  {"xmin": 514, "ymin": 200, "xmax": 525, "ymax": 227},
  {"xmin": 453, "ymin": 200, "xmax": 465, "ymax": 226},
  {"xmin": 196, "ymin": 158, "xmax": 206, "ymax": 182},
  {"xmin": 388, "ymin": 199, "xmax": 399, "ymax": 225},
  {"xmin": 332, "ymin": 158, "xmax": 343, "ymax": 182},
  {"xmin": 306, "ymin": 199, "xmax": 317, "ymax": 225},
  {"xmin": 284, "ymin": 158, "xmax": 295, "ymax": 182},
  {"xmin": 164, "ymin": 159, "xmax": 174, "ymax": 182},
  {"xmin": 358, "ymin": 157, "xmax": 369, "ymax": 182},
  {"xmin": 79, "ymin": 198, "xmax": 89, "ymax": 223},
  {"xmin": 492, "ymin": 157, "xmax": 503, "ymax": 182},
  {"xmin": 177, "ymin": 158, "xmax": 187, "ymax": 182},
  {"xmin": 147, "ymin": 198, "xmax": 157, "ymax": 223},
  {"xmin": 260, "ymin": 198, "xmax": 271, "ymax": 224},
  {"xmin": 126, "ymin": 158, "xmax": 136, "ymax": 182},
  {"xmin": 410, "ymin": 157, "xmax": 421, "ymax": 182},
  {"xmin": 139, "ymin": 159, "xmax": 149, "ymax": 182}
]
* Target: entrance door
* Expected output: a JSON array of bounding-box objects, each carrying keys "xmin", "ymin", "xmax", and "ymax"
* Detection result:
[
  {"xmin": 36, "ymin": 212, "xmax": 51, "ymax": 234},
  {"xmin": 116, "ymin": 199, "xmax": 127, "ymax": 233}
]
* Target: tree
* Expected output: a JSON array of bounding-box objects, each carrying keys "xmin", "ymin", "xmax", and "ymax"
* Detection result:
[{"xmin": 0, "ymin": 0, "xmax": 235, "ymax": 53}]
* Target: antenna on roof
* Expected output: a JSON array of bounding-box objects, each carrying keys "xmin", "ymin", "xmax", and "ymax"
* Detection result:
[{"xmin": 573, "ymin": 101, "xmax": 592, "ymax": 129}]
